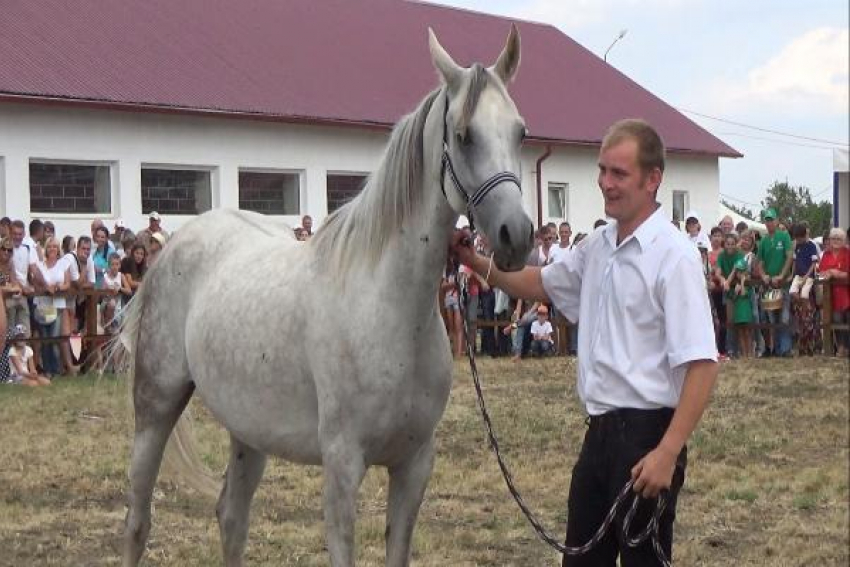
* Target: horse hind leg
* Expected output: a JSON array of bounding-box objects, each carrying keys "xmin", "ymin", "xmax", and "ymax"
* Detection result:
[
  {"xmin": 385, "ymin": 438, "xmax": 436, "ymax": 567},
  {"xmin": 123, "ymin": 373, "xmax": 194, "ymax": 567},
  {"xmin": 217, "ymin": 435, "xmax": 267, "ymax": 567}
]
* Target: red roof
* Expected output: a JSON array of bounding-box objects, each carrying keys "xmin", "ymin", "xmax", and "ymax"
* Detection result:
[{"xmin": 0, "ymin": 0, "xmax": 740, "ymax": 157}]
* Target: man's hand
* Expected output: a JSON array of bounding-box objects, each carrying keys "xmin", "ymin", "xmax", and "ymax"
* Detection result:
[
  {"xmin": 449, "ymin": 228, "xmax": 477, "ymax": 268},
  {"xmin": 631, "ymin": 444, "xmax": 679, "ymax": 499}
]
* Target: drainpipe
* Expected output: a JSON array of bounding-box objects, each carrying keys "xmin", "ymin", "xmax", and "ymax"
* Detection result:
[{"xmin": 535, "ymin": 145, "xmax": 552, "ymax": 229}]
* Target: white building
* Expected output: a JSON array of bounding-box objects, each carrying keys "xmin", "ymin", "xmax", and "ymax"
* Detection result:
[{"xmin": 0, "ymin": 0, "xmax": 739, "ymax": 239}]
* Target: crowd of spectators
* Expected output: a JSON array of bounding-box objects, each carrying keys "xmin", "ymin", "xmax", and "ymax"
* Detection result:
[
  {"xmin": 442, "ymin": 210, "xmax": 850, "ymax": 362},
  {"xmin": 0, "ymin": 212, "xmax": 169, "ymax": 384}
]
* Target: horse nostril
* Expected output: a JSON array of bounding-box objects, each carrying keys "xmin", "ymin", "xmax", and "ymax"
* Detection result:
[{"xmin": 499, "ymin": 224, "xmax": 512, "ymax": 250}]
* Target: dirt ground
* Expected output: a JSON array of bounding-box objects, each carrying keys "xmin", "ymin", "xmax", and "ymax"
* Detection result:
[{"xmin": 0, "ymin": 356, "xmax": 847, "ymax": 566}]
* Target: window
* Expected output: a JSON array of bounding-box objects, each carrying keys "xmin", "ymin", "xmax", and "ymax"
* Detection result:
[
  {"xmin": 672, "ymin": 190, "xmax": 689, "ymax": 223},
  {"xmin": 141, "ymin": 167, "xmax": 212, "ymax": 215},
  {"xmin": 327, "ymin": 173, "xmax": 368, "ymax": 213},
  {"xmin": 238, "ymin": 170, "xmax": 300, "ymax": 215},
  {"xmin": 29, "ymin": 161, "xmax": 112, "ymax": 214},
  {"xmin": 547, "ymin": 182, "xmax": 568, "ymax": 220}
]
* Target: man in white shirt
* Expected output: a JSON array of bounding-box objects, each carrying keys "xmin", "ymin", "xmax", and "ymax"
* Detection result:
[{"xmin": 452, "ymin": 119, "xmax": 718, "ymax": 566}]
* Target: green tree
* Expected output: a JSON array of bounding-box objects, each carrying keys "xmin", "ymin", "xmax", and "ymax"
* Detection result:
[{"xmin": 760, "ymin": 181, "xmax": 832, "ymax": 237}]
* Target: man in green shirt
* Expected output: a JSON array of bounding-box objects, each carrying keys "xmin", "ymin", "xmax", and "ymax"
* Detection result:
[{"xmin": 757, "ymin": 208, "xmax": 793, "ymax": 355}]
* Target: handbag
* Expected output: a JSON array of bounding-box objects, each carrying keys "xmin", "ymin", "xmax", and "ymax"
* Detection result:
[{"xmin": 34, "ymin": 302, "xmax": 58, "ymax": 325}]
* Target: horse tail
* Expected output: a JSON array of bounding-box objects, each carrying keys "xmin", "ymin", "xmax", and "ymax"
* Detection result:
[{"xmin": 113, "ymin": 281, "xmax": 220, "ymax": 499}]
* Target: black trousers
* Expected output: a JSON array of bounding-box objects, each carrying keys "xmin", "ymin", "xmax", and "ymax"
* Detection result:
[{"xmin": 563, "ymin": 408, "xmax": 687, "ymax": 567}]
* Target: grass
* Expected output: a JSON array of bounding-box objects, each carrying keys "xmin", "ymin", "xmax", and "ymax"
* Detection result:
[{"xmin": 0, "ymin": 356, "xmax": 847, "ymax": 566}]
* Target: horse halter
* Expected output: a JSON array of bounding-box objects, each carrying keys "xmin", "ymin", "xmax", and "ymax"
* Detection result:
[{"xmin": 439, "ymin": 92, "xmax": 522, "ymax": 232}]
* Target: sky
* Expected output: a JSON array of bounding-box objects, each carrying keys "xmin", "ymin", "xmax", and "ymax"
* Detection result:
[{"xmin": 432, "ymin": 0, "xmax": 849, "ymax": 213}]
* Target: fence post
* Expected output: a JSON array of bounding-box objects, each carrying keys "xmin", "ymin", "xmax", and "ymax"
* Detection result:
[{"xmin": 823, "ymin": 281, "xmax": 833, "ymax": 356}]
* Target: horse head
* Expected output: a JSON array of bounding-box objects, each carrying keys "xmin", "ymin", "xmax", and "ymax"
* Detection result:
[{"xmin": 430, "ymin": 25, "xmax": 534, "ymax": 272}]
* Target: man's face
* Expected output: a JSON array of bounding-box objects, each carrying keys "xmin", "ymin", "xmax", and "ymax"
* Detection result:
[
  {"xmin": 597, "ymin": 138, "xmax": 659, "ymax": 226},
  {"xmin": 10, "ymin": 226, "xmax": 24, "ymax": 246},
  {"xmin": 542, "ymin": 230, "xmax": 555, "ymax": 250},
  {"xmin": 685, "ymin": 219, "xmax": 699, "ymax": 235},
  {"xmin": 559, "ymin": 226, "xmax": 571, "ymax": 243},
  {"xmin": 720, "ymin": 217, "xmax": 734, "ymax": 234},
  {"xmin": 77, "ymin": 241, "xmax": 91, "ymax": 260},
  {"xmin": 765, "ymin": 218, "xmax": 777, "ymax": 234},
  {"xmin": 149, "ymin": 218, "xmax": 160, "ymax": 231}
]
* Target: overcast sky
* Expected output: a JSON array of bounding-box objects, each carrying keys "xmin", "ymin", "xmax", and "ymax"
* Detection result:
[{"xmin": 433, "ymin": 0, "xmax": 849, "ymax": 214}]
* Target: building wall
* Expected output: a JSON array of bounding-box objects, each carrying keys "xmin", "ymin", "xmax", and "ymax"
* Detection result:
[
  {"xmin": 530, "ymin": 145, "xmax": 720, "ymax": 235},
  {"xmin": 0, "ymin": 102, "xmax": 720, "ymax": 239}
]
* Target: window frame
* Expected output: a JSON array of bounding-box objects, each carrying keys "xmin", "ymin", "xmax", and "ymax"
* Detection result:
[
  {"xmin": 546, "ymin": 182, "xmax": 568, "ymax": 222},
  {"xmin": 140, "ymin": 163, "xmax": 217, "ymax": 216},
  {"xmin": 237, "ymin": 167, "xmax": 303, "ymax": 216},
  {"xmin": 28, "ymin": 158, "xmax": 117, "ymax": 218}
]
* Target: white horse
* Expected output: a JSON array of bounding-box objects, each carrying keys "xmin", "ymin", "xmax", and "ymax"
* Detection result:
[{"xmin": 122, "ymin": 26, "xmax": 533, "ymax": 567}]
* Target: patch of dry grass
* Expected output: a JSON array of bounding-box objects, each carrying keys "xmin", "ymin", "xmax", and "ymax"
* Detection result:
[{"xmin": 0, "ymin": 356, "xmax": 847, "ymax": 566}]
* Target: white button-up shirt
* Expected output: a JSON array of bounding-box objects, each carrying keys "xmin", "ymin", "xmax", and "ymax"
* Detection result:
[{"xmin": 542, "ymin": 206, "xmax": 716, "ymax": 415}]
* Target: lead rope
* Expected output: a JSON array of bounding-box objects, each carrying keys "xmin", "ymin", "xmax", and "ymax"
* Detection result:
[{"xmin": 456, "ymin": 270, "xmax": 671, "ymax": 566}]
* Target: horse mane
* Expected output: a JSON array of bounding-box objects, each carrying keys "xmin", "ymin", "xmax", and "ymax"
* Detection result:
[
  {"xmin": 312, "ymin": 66, "xmax": 491, "ymax": 278},
  {"xmin": 311, "ymin": 89, "xmax": 439, "ymax": 276}
]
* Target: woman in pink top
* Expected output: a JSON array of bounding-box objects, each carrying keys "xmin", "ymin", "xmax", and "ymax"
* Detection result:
[{"xmin": 819, "ymin": 228, "xmax": 850, "ymax": 356}]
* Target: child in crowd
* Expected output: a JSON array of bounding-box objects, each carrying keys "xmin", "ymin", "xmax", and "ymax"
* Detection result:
[
  {"xmin": 8, "ymin": 324, "xmax": 51, "ymax": 386},
  {"xmin": 101, "ymin": 253, "xmax": 129, "ymax": 333},
  {"xmin": 529, "ymin": 304, "xmax": 555, "ymax": 357},
  {"xmin": 790, "ymin": 224, "xmax": 820, "ymax": 355}
]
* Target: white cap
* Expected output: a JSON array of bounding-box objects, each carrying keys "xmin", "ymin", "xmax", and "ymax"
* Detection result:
[
  {"xmin": 149, "ymin": 211, "xmax": 161, "ymax": 222},
  {"xmin": 684, "ymin": 210, "xmax": 700, "ymax": 223}
]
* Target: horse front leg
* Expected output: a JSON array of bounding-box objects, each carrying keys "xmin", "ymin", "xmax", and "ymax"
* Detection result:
[
  {"xmin": 322, "ymin": 437, "xmax": 367, "ymax": 567},
  {"xmin": 385, "ymin": 437, "xmax": 435, "ymax": 567}
]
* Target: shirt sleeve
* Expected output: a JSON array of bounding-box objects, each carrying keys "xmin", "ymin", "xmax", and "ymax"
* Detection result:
[
  {"xmin": 28, "ymin": 246, "xmax": 38, "ymax": 265},
  {"xmin": 541, "ymin": 239, "xmax": 586, "ymax": 323},
  {"xmin": 660, "ymin": 251, "xmax": 718, "ymax": 368}
]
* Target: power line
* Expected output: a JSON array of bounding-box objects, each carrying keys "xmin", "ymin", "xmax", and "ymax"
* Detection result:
[
  {"xmin": 720, "ymin": 193, "xmax": 762, "ymax": 209},
  {"xmin": 716, "ymin": 131, "xmax": 841, "ymax": 151},
  {"xmin": 678, "ymin": 108, "xmax": 849, "ymax": 146}
]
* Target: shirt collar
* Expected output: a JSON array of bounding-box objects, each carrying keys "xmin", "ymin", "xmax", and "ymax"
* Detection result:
[{"xmin": 603, "ymin": 204, "xmax": 668, "ymax": 252}]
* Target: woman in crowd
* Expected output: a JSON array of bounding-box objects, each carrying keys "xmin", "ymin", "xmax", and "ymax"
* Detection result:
[
  {"xmin": 708, "ymin": 226, "xmax": 728, "ymax": 359},
  {"xmin": 716, "ymin": 232, "xmax": 748, "ymax": 357},
  {"xmin": 92, "ymin": 226, "xmax": 111, "ymax": 287},
  {"xmin": 121, "ymin": 243, "xmax": 147, "ymax": 302},
  {"xmin": 148, "ymin": 232, "xmax": 165, "ymax": 265},
  {"xmin": 35, "ymin": 237, "xmax": 71, "ymax": 376},
  {"xmin": 58, "ymin": 235, "xmax": 81, "ymax": 374},
  {"xmin": 739, "ymin": 230, "xmax": 765, "ymax": 357},
  {"xmin": 0, "ymin": 237, "xmax": 27, "ymax": 330},
  {"xmin": 441, "ymin": 257, "xmax": 464, "ymax": 358},
  {"xmin": 819, "ymin": 227, "xmax": 850, "ymax": 356}
]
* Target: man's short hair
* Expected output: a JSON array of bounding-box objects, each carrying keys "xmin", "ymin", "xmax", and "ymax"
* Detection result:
[
  {"xmin": 791, "ymin": 223, "xmax": 808, "ymax": 239},
  {"xmin": 11, "ymin": 219, "xmax": 25, "ymax": 231},
  {"xmin": 0, "ymin": 217, "xmax": 10, "ymax": 226},
  {"xmin": 735, "ymin": 221, "xmax": 748, "ymax": 233},
  {"xmin": 709, "ymin": 226, "xmax": 723, "ymax": 237},
  {"xmin": 29, "ymin": 219, "xmax": 44, "ymax": 235},
  {"xmin": 601, "ymin": 118, "xmax": 666, "ymax": 174},
  {"xmin": 593, "ymin": 219, "xmax": 608, "ymax": 229},
  {"xmin": 77, "ymin": 235, "xmax": 92, "ymax": 247},
  {"xmin": 559, "ymin": 221, "xmax": 571, "ymax": 229}
]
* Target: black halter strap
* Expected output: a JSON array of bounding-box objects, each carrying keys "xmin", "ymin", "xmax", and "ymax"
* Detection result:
[{"xmin": 439, "ymin": 92, "xmax": 522, "ymax": 231}]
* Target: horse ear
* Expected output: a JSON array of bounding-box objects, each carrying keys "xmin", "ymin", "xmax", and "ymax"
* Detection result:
[
  {"xmin": 429, "ymin": 28, "xmax": 462, "ymax": 88},
  {"xmin": 491, "ymin": 24, "xmax": 521, "ymax": 83}
]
